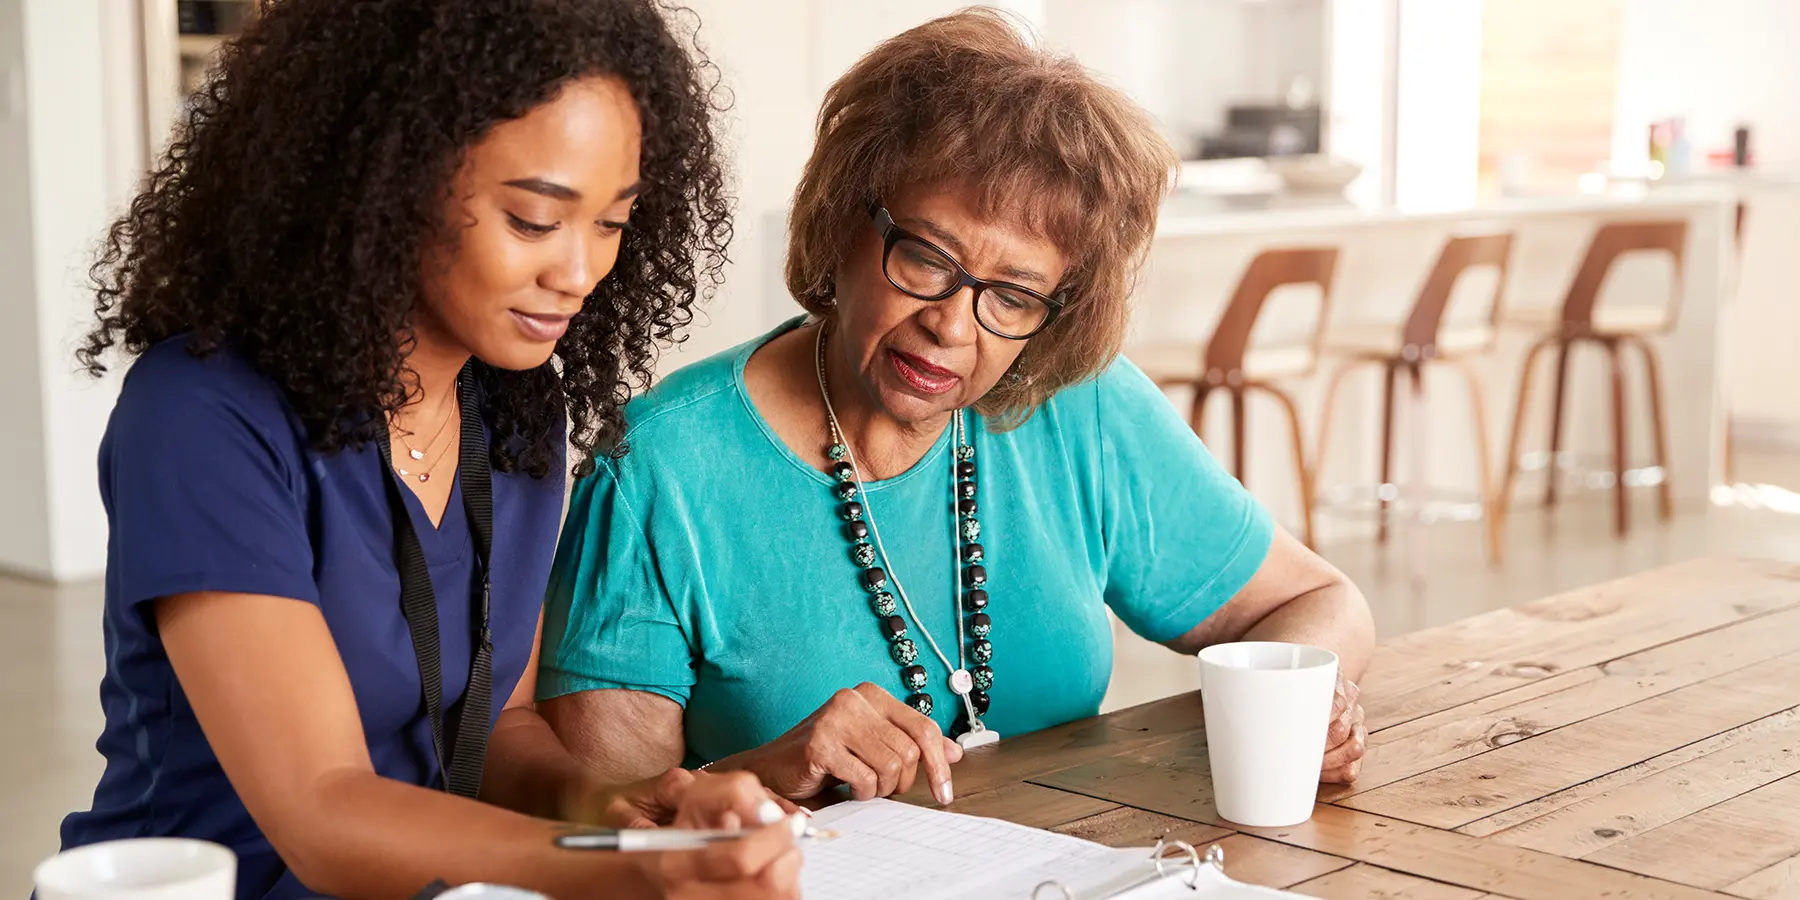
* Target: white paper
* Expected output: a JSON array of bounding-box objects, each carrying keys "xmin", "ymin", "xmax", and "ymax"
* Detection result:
[
  {"xmin": 800, "ymin": 800, "xmax": 1310, "ymax": 900},
  {"xmin": 802, "ymin": 800, "xmax": 1142, "ymax": 900}
]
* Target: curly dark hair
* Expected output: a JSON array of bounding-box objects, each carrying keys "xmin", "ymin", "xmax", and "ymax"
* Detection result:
[{"xmin": 78, "ymin": 0, "xmax": 732, "ymax": 478}]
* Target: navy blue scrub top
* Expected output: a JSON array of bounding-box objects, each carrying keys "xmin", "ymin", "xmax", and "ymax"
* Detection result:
[{"xmin": 56, "ymin": 338, "xmax": 565, "ymax": 900}]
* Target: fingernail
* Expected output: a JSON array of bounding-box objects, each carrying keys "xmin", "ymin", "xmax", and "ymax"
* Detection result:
[
  {"xmin": 787, "ymin": 813, "xmax": 808, "ymax": 839},
  {"xmin": 799, "ymin": 806, "xmax": 814, "ymax": 818},
  {"xmin": 756, "ymin": 800, "xmax": 784, "ymax": 825},
  {"xmin": 935, "ymin": 781, "xmax": 954, "ymax": 805}
]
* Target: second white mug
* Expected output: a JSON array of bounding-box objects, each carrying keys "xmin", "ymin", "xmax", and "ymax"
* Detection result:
[{"xmin": 34, "ymin": 837, "xmax": 236, "ymax": 900}]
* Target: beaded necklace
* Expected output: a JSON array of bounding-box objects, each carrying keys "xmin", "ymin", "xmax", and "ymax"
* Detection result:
[{"xmin": 814, "ymin": 323, "xmax": 997, "ymax": 744}]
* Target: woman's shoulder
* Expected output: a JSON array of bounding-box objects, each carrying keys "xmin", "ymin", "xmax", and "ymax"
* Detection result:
[
  {"xmin": 1028, "ymin": 354, "xmax": 1163, "ymax": 432},
  {"xmin": 116, "ymin": 336, "xmax": 298, "ymax": 435},
  {"xmin": 617, "ymin": 320, "xmax": 798, "ymax": 446}
]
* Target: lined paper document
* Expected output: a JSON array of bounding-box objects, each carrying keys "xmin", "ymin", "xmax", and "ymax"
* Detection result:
[
  {"xmin": 800, "ymin": 800, "xmax": 1149, "ymax": 900},
  {"xmin": 800, "ymin": 800, "xmax": 1307, "ymax": 899}
]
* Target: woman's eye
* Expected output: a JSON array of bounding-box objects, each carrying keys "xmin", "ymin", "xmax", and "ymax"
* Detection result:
[
  {"xmin": 507, "ymin": 212, "xmax": 558, "ymax": 236},
  {"xmin": 903, "ymin": 246, "xmax": 951, "ymax": 271},
  {"xmin": 599, "ymin": 219, "xmax": 632, "ymax": 235}
]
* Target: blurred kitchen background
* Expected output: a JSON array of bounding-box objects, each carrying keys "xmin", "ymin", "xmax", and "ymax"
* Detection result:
[{"xmin": 6, "ymin": 0, "xmax": 1800, "ymax": 890}]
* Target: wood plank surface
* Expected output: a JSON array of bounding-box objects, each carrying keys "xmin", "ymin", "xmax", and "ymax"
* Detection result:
[
  {"xmin": 1338, "ymin": 604, "xmax": 1800, "ymax": 797},
  {"xmin": 1459, "ymin": 708, "xmax": 1800, "ymax": 838},
  {"xmin": 1290, "ymin": 863, "xmax": 1490, "ymax": 899},
  {"xmin": 1029, "ymin": 756, "xmax": 1222, "ymax": 826},
  {"xmin": 1344, "ymin": 652, "xmax": 1800, "ymax": 829},
  {"xmin": 1727, "ymin": 855, "xmax": 1800, "ymax": 900},
  {"xmin": 1207, "ymin": 834, "xmax": 1357, "ymax": 890},
  {"xmin": 1049, "ymin": 806, "xmax": 1232, "ymax": 850},
  {"xmin": 1236, "ymin": 805, "xmax": 1737, "ymax": 900},
  {"xmin": 1358, "ymin": 556, "xmax": 1800, "ymax": 731},
  {"xmin": 1583, "ymin": 774, "xmax": 1800, "ymax": 890},
  {"xmin": 938, "ymin": 781, "xmax": 1120, "ymax": 831},
  {"xmin": 1490, "ymin": 713, "xmax": 1800, "ymax": 858}
]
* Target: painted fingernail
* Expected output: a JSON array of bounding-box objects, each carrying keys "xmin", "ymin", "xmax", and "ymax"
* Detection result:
[
  {"xmin": 757, "ymin": 800, "xmax": 784, "ymax": 825},
  {"xmin": 798, "ymin": 806, "xmax": 814, "ymax": 818},
  {"xmin": 935, "ymin": 781, "xmax": 954, "ymax": 805},
  {"xmin": 788, "ymin": 813, "xmax": 808, "ymax": 839}
]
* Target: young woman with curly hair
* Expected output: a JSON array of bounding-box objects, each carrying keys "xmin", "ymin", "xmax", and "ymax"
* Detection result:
[{"xmin": 55, "ymin": 2, "xmax": 797, "ymax": 898}]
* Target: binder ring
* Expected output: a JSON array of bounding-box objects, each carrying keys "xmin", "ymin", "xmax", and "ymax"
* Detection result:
[
  {"xmin": 1030, "ymin": 882, "xmax": 1075, "ymax": 900},
  {"xmin": 1151, "ymin": 838, "xmax": 1203, "ymax": 890}
]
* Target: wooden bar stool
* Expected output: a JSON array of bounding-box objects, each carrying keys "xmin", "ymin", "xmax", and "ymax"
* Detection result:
[
  {"xmin": 1314, "ymin": 232, "xmax": 1514, "ymax": 565},
  {"xmin": 1498, "ymin": 220, "xmax": 1686, "ymax": 539},
  {"xmin": 1131, "ymin": 247, "xmax": 1339, "ymax": 549}
]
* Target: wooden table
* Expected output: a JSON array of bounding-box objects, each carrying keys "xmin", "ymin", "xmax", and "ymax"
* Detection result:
[{"xmin": 893, "ymin": 555, "xmax": 1800, "ymax": 899}]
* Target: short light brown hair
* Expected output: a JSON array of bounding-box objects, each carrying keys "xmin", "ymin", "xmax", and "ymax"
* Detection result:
[{"xmin": 785, "ymin": 7, "xmax": 1179, "ymax": 424}]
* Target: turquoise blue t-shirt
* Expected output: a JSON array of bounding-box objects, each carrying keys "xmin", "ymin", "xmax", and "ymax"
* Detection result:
[{"xmin": 538, "ymin": 318, "xmax": 1274, "ymax": 763}]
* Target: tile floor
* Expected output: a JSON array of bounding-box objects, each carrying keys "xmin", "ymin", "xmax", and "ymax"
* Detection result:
[{"xmin": 7, "ymin": 451, "xmax": 1800, "ymax": 892}]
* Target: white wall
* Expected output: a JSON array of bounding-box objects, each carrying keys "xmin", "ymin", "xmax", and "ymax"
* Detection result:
[
  {"xmin": 0, "ymin": 0, "xmax": 54, "ymax": 578},
  {"xmin": 0, "ymin": 0, "xmax": 131, "ymax": 581},
  {"xmin": 1613, "ymin": 0, "xmax": 1800, "ymax": 173},
  {"xmin": 1392, "ymin": 0, "xmax": 1482, "ymax": 211}
]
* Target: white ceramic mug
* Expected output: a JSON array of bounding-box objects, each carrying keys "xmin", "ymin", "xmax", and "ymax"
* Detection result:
[
  {"xmin": 1198, "ymin": 641, "xmax": 1339, "ymax": 828},
  {"xmin": 34, "ymin": 838, "xmax": 236, "ymax": 900},
  {"xmin": 436, "ymin": 886, "xmax": 553, "ymax": 900}
]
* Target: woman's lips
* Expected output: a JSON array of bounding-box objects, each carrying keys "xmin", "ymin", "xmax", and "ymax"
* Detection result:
[
  {"xmin": 509, "ymin": 310, "xmax": 572, "ymax": 342},
  {"xmin": 888, "ymin": 348, "xmax": 960, "ymax": 395}
]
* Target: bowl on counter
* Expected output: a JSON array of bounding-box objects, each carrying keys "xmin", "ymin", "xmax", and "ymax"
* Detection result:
[{"xmin": 1266, "ymin": 155, "xmax": 1363, "ymax": 194}]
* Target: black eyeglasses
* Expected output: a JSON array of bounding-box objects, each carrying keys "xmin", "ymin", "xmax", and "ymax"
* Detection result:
[{"xmin": 870, "ymin": 204, "xmax": 1064, "ymax": 340}]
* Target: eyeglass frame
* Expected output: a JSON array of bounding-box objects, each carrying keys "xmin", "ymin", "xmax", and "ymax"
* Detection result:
[{"xmin": 868, "ymin": 203, "xmax": 1066, "ymax": 340}]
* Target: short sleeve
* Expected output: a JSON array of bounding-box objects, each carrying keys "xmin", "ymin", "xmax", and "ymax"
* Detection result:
[
  {"xmin": 1097, "ymin": 359, "xmax": 1275, "ymax": 643},
  {"xmin": 103, "ymin": 349, "xmax": 319, "ymax": 615},
  {"xmin": 537, "ymin": 460, "xmax": 698, "ymax": 707}
]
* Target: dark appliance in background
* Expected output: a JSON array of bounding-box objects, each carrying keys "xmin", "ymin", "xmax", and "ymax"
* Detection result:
[
  {"xmin": 1197, "ymin": 104, "xmax": 1323, "ymax": 160},
  {"xmin": 178, "ymin": 1, "xmax": 254, "ymax": 36}
]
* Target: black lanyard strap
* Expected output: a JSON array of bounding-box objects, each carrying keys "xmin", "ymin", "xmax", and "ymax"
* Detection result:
[{"xmin": 375, "ymin": 363, "xmax": 495, "ymax": 798}]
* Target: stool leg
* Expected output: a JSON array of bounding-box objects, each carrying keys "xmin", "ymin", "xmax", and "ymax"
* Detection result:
[
  {"xmin": 1404, "ymin": 362, "xmax": 1429, "ymax": 585},
  {"xmin": 1379, "ymin": 359, "xmax": 1399, "ymax": 544},
  {"xmin": 1607, "ymin": 339, "xmax": 1630, "ymax": 537},
  {"xmin": 1315, "ymin": 359, "xmax": 1372, "ymax": 498},
  {"xmin": 1231, "ymin": 386, "xmax": 1248, "ymax": 485},
  {"xmin": 1544, "ymin": 341, "xmax": 1572, "ymax": 508},
  {"xmin": 1500, "ymin": 337, "xmax": 1555, "ymax": 543},
  {"xmin": 1631, "ymin": 335, "xmax": 1675, "ymax": 521},
  {"xmin": 1449, "ymin": 358, "xmax": 1501, "ymax": 566},
  {"xmin": 1188, "ymin": 385, "xmax": 1213, "ymax": 446},
  {"xmin": 1258, "ymin": 382, "xmax": 1316, "ymax": 551}
]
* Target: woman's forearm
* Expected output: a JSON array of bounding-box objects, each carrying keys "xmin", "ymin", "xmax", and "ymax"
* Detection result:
[
  {"xmin": 282, "ymin": 768, "xmax": 653, "ymax": 900},
  {"xmin": 481, "ymin": 706, "xmax": 617, "ymax": 823},
  {"xmin": 1240, "ymin": 580, "xmax": 1375, "ymax": 680}
]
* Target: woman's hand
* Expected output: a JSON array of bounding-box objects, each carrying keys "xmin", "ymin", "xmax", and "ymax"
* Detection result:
[
  {"xmin": 635, "ymin": 816, "xmax": 801, "ymax": 900},
  {"xmin": 633, "ymin": 770, "xmax": 803, "ymax": 900},
  {"xmin": 719, "ymin": 683, "xmax": 964, "ymax": 804},
  {"xmin": 602, "ymin": 769, "xmax": 798, "ymax": 830},
  {"xmin": 1320, "ymin": 675, "xmax": 1366, "ymax": 784}
]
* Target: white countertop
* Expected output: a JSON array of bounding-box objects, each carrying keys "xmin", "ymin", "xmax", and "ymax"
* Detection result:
[{"xmin": 1154, "ymin": 187, "xmax": 1739, "ymax": 239}]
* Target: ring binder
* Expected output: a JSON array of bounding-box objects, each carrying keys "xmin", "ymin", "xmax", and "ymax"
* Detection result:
[
  {"xmin": 1032, "ymin": 837, "xmax": 1211, "ymax": 899},
  {"xmin": 1031, "ymin": 840, "xmax": 1303, "ymax": 899}
]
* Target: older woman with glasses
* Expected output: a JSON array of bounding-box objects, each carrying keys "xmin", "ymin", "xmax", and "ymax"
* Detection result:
[{"xmin": 536, "ymin": 9, "xmax": 1376, "ymax": 807}]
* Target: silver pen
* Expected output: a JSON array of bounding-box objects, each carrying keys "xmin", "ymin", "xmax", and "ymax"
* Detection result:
[{"xmin": 554, "ymin": 817, "xmax": 833, "ymax": 853}]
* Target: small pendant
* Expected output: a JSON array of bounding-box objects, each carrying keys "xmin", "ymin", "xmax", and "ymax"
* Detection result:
[
  {"xmin": 396, "ymin": 467, "xmax": 409, "ymax": 477},
  {"xmin": 948, "ymin": 668, "xmax": 974, "ymax": 696},
  {"xmin": 417, "ymin": 472, "xmax": 431, "ymax": 483},
  {"xmin": 409, "ymin": 448, "xmax": 425, "ymax": 461},
  {"xmin": 956, "ymin": 725, "xmax": 1001, "ymax": 750}
]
